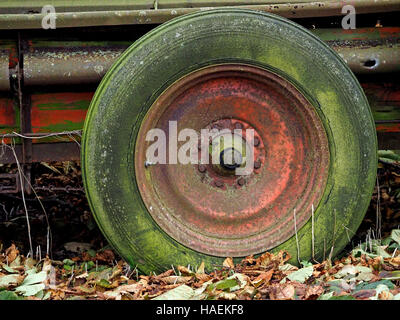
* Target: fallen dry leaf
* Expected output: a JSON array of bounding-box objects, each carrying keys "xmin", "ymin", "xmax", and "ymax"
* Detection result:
[
  {"xmin": 161, "ymin": 276, "xmax": 192, "ymax": 285},
  {"xmin": 223, "ymin": 257, "xmax": 234, "ymax": 269},
  {"xmin": 252, "ymin": 269, "xmax": 273, "ymax": 287},
  {"xmin": 268, "ymin": 283, "xmax": 295, "ymax": 300},
  {"xmin": 95, "ymin": 250, "xmax": 115, "ymax": 263},
  {"xmin": 305, "ymin": 285, "xmax": 324, "ymax": 300},
  {"xmin": 5, "ymin": 244, "xmax": 19, "ymax": 264},
  {"xmin": 177, "ymin": 265, "xmax": 192, "ymax": 275}
]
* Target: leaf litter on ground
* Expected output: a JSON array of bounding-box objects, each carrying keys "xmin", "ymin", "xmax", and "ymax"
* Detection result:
[
  {"xmin": 0, "ymin": 234, "xmax": 399, "ymax": 300},
  {"xmin": 1, "ymin": 158, "xmax": 400, "ymax": 300}
]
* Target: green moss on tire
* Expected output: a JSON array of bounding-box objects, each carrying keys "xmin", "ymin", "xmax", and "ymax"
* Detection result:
[{"xmin": 82, "ymin": 9, "xmax": 377, "ymax": 273}]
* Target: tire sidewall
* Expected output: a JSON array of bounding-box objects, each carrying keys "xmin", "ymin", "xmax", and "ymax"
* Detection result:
[{"xmin": 82, "ymin": 9, "xmax": 377, "ymax": 273}]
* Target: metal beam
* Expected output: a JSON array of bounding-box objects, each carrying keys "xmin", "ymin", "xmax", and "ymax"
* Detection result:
[
  {"xmin": 0, "ymin": 0, "xmax": 399, "ymax": 29},
  {"xmin": 0, "ymin": 142, "xmax": 81, "ymax": 164},
  {"xmin": 17, "ymin": 27, "xmax": 400, "ymax": 88}
]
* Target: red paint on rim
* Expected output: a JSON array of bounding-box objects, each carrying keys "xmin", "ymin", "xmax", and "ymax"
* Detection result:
[{"xmin": 135, "ymin": 64, "xmax": 330, "ymax": 257}]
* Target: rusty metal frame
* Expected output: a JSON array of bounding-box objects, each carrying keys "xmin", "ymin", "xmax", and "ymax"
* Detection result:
[
  {"xmin": 11, "ymin": 33, "xmax": 32, "ymax": 193},
  {"xmin": 0, "ymin": 141, "xmax": 80, "ymax": 164},
  {"xmin": 0, "ymin": 0, "xmax": 399, "ymax": 29},
  {"xmin": 0, "ymin": 9, "xmax": 399, "ymax": 194},
  {"xmin": 12, "ymin": 28, "xmax": 400, "ymax": 90},
  {"xmin": 0, "ymin": 173, "xmax": 20, "ymax": 193}
]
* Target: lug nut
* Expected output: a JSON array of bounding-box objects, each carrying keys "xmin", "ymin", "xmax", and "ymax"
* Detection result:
[
  {"xmin": 237, "ymin": 177, "xmax": 245, "ymax": 186},
  {"xmin": 198, "ymin": 164, "xmax": 206, "ymax": 173},
  {"xmin": 215, "ymin": 180, "xmax": 224, "ymax": 188},
  {"xmin": 254, "ymin": 160, "xmax": 261, "ymax": 169},
  {"xmin": 234, "ymin": 122, "xmax": 243, "ymax": 129},
  {"xmin": 253, "ymin": 137, "xmax": 260, "ymax": 147}
]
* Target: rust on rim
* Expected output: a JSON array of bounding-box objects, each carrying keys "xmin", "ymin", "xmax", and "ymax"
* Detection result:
[{"xmin": 135, "ymin": 64, "xmax": 330, "ymax": 257}]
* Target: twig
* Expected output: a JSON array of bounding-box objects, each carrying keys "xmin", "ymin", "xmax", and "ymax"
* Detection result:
[
  {"xmin": 342, "ymin": 224, "xmax": 356, "ymax": 242},
  {"xmin": 171, "ymin": 264, "xmax": 177, "ymax": 276},
  {"xmin": 1, "ymin": 140, "xmax": 53, "ymax": 258},
  {"xmin": 376, "ymin": 176, "xmax": 382, "ymax": 240},
  {"xmin": 9, "ymin": 139, "xmax": 33, "ymax": 257},
  {"xmin": 3, "ymin": 130, "xmax": 82, "ymax": 140},
  {"xmin": 311, "ymin": 204, "xmax": 317, "ymax": 263},
  {"xmin": 328, "ymin": 209, "xmax": 337, "ymax": 263}
]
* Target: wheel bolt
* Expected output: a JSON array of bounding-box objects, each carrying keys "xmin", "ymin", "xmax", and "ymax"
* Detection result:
[
  {"xmin": 237, "ymin": 177, "xmax": 245, "ymax": 186},
  {"xmin": 254, "ymin": 160, "xmax": 261, "ymax": 169},
  {"xmin": 253, "ymin": 137, "xmax": 260, "ymax": 147},
  {"xmin": 215, "ymin": 180, "xmax": 223, "ymax": 188},
  {"xmin": 198, "ymin": 164, "xmax": 206, "ymax": 173}
]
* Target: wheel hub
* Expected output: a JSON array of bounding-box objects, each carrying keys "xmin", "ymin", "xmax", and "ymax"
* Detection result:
[
  {"xmin": 220, "ymin": 148, "xmax": 242, "ymax": 170},
  {"xmin": 198, "ymin": 118, "xmax": 266, "ymax": 189}
]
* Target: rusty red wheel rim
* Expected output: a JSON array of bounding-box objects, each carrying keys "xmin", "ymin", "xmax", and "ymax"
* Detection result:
[{"xmin": 135, "ymin": 64, "xmax": 329, "ymax": 257}]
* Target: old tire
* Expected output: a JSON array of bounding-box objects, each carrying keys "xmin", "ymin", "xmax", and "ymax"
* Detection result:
[{"xmin": 82, "ymin": 9, "xmax": 377, "ymax": 273}]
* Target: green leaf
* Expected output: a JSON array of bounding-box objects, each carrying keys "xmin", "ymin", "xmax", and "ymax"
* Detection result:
[
  {"xmin": 63, "ymin": 265, "xmax": 72, "ymax": 271},
  {"xmin": 356, "ymin": 272, "xmax": 375, "ymax": 282},
  {"xmin": 391, "ymin": 229, "xmax": 400, "ymax": 245},
  {"xmin": 379, "ymin": 271, "xmax": 400, "ymax": 280},
  {"xmin": 1, "ymin": 264, "xmax": 19, "ymax": 274},
  {"xmin": 24, "ymin": 258, "xmax": 36, "ymax": 270},
  {"xmin": 0, "ymin": 290, "xmax": 21, "ymax": 300},
  {"xmin": 207, "ymin": 273, "xmax": 247, "ymax": 292},
  {"xmin": 355, "ymin": 266, "xmax": 372, "ymax": 273},
  {"xmin": 388, "ymin": 243, "xmax": 400, "ymax": 251},
  {"xmin": 97, "ymin": 279, "xmax": 113, "ymax": 289},
  {"xmin": 227, "ymin": 273, "xmax": 247, "ymax": 292},
  {"xmin": 370, "ymin": 284, "xmax": 392, "ymax": 300},
  {"xmin": 318, "ymin": 292, "xmax": 334, "ymax": 300},
  {"xmin": 354, "ymin": 279, "xmax": 395, "ymax": 292},
  {"xmin": 382, "ymin": 236, "xmax": 393, "ymax": 246},
  {"xmin": 0, "ymin": 274, "xmax": 20, "ymax": 289},
  {"xmin": 9, "ymin": 256, "xmax": 21, "ymax": 268},
  {"xmin": 81, "ymin": 261, "xmax": 95, "ymax": 271},
  {"xmin": 42, "ymin": 291, "xmax": 51, "ymax": 300},
  {"xmin": 62, "ymin": 259, "xmax": 75, "ymax": 266},
  {"xmin": 300, "ymin": 261, "xmax": 313, "ymax": 267},
  {"xmin": 279, "ymin": 264, "xmax": 297, "ymax": 272},
  {"xmin": 334, "ymin": 265, "xmax": 357, "ymax": 279},
  {"xmin": 328, "ymin": 295, "xmax": 356, "ymax": 300},
  {"xmin": 375, "ymin": 246, "xmax": 391, "ymax": 258},
  {"xmin": 285, "ymin": 266, "xmax": 313, "ymax": 283},
  {"xmin": 87, "ymin": 249, "xmax": 96, "ymax": 258},
  {"xmin": 209, "ymin": 273, "xmax": 247, "ymax": 292},
  {"xmin": 78, "ymin": 285, "xmax": 96, "ymax": 294},
  {"xmin": 14, "ymin": 270, "xmax": 47, "ymax": 297},
  {"xmin": 215, "ymin": 278, "xmax": 238, "ymax": 291},
  {"xmin": 35, "ymin": 290, "xmax": 44, "ymax": 299},
  {"xmin": 326, "ymin": 280, "xmax": 345, "ymax": 293},
  {"xmin": 352, "ymin": 241, "xmax": 391, "ymax": 258},
  {"xmin": 378, "ymin": 150, "xmax": 400, "ymax": 162},
  {"xmin": 15, "ymin": 283, "xmax": 45, "ymax": 297},
  {"xmin": 153, "ymin": 284, "xmax": 196, "ymax": 300},
  {"xmin": 20, "ymin": 271, "xmax": 47, "ymax": 286}
]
